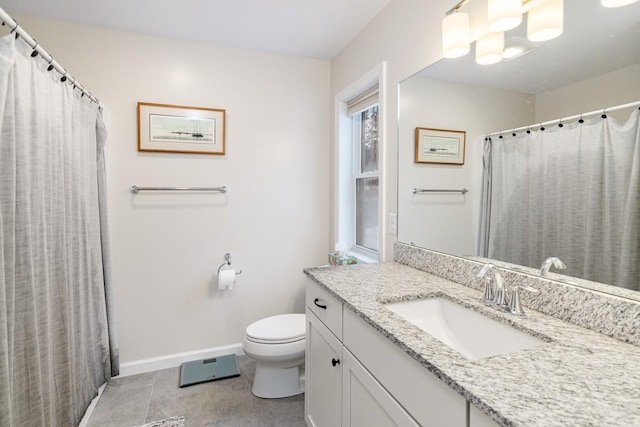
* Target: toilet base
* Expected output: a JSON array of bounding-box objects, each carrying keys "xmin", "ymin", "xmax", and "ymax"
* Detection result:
[{"xmin": 252, "ymin": 363, "xmax": 304, "ymax": 399}]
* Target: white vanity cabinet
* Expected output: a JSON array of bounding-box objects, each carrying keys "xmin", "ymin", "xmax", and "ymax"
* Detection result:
[
  {"xmin": 305, "ymin": 308, "xmax": 342, "ymax": 427},
  {"xmin": 305, "ymin": 278, "xmax": 467, "ymax": 427}
]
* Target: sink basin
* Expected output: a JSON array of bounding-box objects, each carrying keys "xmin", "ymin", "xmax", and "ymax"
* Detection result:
[{"xmin": 385, "ymin": 297, "xmax": 545, "ymax": 361}]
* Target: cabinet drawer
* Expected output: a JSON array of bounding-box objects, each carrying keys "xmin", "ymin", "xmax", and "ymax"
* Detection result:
[
  {"xmin": 343, "ymin": 308, "xmax": 466, "ymax": 427},
  {"xmin": 306, "ymin": 277, "xmax": 343, "ymax": 340}
]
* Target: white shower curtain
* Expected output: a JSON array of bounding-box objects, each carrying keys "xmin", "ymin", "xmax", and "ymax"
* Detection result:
[
  {"xmin": 0, "ymin": 34, "xmax": 118, "ymax": 426},
  {"xmin": 478, "ymin": 109, "xmax": 640, "ymax": 290}
]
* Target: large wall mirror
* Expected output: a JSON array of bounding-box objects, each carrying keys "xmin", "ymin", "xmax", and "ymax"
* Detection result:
[{"xmin": 398, "ymin": 0, "xmax": 640, "ymax": 298}]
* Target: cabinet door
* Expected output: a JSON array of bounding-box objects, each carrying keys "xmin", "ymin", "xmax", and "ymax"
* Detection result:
[
  {"xmin": 343, "ymin": 309, "xmax": 466, "ymax": 427},
  {"xmin": 305, "ymin": 308, "xmax": 343, "ymax": 427},
  {"xmin": 342, "ymin": 349, "xmax": 420, "ymax": 427},
  {"xmin": 469, "ymin": 404, "xmax": 500, "ymax": 427}
]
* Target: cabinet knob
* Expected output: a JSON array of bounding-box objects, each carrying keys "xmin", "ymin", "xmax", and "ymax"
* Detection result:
[
  {"xmin": 331, "ymin": 358, "xmax": 340, "ymax": 367},
  {"xmin": 314, "ymin": 298, "xmax": 327, "ymax": 309}
]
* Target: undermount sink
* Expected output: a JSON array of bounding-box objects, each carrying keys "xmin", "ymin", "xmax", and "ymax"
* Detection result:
[{"xmin": 385, "ymin": 297, "xmax": 545, "ymax": 361}]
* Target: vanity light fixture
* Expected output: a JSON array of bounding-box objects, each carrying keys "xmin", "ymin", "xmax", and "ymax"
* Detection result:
[
  {"xmin": 488, "ymin": 0, "xmax": 522, "ymax": 32},
  {"xmin": 502, "ymin": 45, "xmax": 526, "ymax": 59},
  {"xmin": 442, "ymin": 0, "xmax": 564, "ymax": 62},
  {"xmin": 442, "ymin": 10, "xmax": 470, "ymax": 58},
  {"xmin": 502, "ymin": 36, "xmax": 539, "ymax": 61},
  {"xmin": 601, "ymin": 0, "xmax": 639, "ymax": 7},
  {"xmin": 527, "ymin": 0, "xmax": 564, "ymax": 42},
  {"xmin": 476, "ymin": 32, "xmax": 504, "ymax": 65}
]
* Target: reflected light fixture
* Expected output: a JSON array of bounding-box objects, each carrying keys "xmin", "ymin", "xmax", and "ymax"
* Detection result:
[
  {"xmin": 441, "ymin": 0, "xmax": 565, "ymax": 64},
  {"xmin": 502, "ymin": 45, "xmax": 526, "ymax": 59},
  {"xmin": 488, "ymin": 0, "xmax": 522, "ymax": 32},
  {"xmin": 442, "ymin": 11, "xmax": 470, "ymax": 58},
  {"xmin": 476, "ymin": 32, "xmax": 504, "ymax": 65},
  {"xmin": 601, "ymin": 0, "xmax": 640, "ymax": 6},
  {"xmin": 527, "ymin": 0, "xmax": 564, "ymax": 42}
]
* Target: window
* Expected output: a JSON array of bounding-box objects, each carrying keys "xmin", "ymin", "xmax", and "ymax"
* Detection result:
[
  {"xmin": 352, "ymin": 105, "xmax": 379, "ymax": 252},
  {"xmin": 335, "ymin": 64, "xmax": 385, "ymax": 263}
]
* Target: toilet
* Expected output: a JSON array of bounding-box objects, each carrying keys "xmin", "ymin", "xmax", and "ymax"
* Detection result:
[{"xmin": 242, "ymin": 313, "xmax": 306, "ymax": 398}]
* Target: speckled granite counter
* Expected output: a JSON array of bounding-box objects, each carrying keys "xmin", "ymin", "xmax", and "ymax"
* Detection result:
[{"xmin": 304, "ymin": 262, "xmax": 640, "ymax": 427}]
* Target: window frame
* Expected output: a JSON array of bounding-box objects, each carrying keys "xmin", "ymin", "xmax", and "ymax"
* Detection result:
[
  {"xmin": 334, "ymin": 62, "xmax": 386, "ymax": 264},
  {"xmin": 351, "ymin": 105, "xmax": 380, "ymax": 255}
]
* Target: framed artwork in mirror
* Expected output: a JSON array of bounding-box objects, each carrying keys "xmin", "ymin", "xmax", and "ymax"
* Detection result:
[
  {"xmin": 414, "ymin": 127, "xmax": 465, "ymax": 165},
  {"xmin": 138, "ymin": 102, "xmax": 226, "ymax": 155}
]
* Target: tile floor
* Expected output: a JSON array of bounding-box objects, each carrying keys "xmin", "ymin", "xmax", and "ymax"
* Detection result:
[{"xmin": 87, "ymin": 356, "xmax": 305, "ymax": 427}]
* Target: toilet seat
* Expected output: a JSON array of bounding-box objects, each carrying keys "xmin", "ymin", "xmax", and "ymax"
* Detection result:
[{"xmin": 245, "ymin": 313, "xmax": 305, "ymax": 344}]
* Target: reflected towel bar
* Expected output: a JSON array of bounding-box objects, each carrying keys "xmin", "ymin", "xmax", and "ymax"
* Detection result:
[
  {"xmin": 412, "ymin": 188, "xmax": 468, "ymax": 194},
  {"xmin": 130, "ymin": 185, "xmax": 227, "ymax": 194}
]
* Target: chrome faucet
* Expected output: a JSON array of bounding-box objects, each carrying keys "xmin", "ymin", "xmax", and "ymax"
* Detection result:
[
  {"xmin": 476, "ymin": 263, "xmax": 507, "ymax": 307},
  {"xmin": 477, "ymin": 263, "xmax": 540, "ymax": 315},
  {"xmin": 540, "ymin": 256, "xmax": 566, "ymax": 276}
]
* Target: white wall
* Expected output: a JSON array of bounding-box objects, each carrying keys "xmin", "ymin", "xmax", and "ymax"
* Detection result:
[
  {"xmin": 398, "ymin": 77, "xmax": 534, "ymax": 255},
  {"xmin": 535, "ymin": 63, "xmax": 640, "ymax": 123},
  {"xmin": 330, "ymin": 0, "xmax": 451, "ymax": 261},
  {"xmin": 10, "ymin": 15, "xmax": 331, "ymax": 363}
]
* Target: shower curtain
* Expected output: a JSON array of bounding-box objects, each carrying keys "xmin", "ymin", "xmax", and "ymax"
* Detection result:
[
  {"xmin": 0, "ymin": 34, "xmax": 118, "ymax": 426},
  {"xmin": 478, "ymin": 108, "xmax": 640, "ymax": 290}
]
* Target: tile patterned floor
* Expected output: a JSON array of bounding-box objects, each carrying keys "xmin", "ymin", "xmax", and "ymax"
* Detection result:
[{"xmin": 87, "ymin": 356, "xmax": 305, "ymax": 427}]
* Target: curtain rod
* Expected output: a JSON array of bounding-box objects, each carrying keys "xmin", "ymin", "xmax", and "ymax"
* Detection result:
[
  {"xmin": 486, "ymin": 100, "xmax": 640, "ymax": 138},
  {"xmin": 0, "ymin": 7, "xmax": 101, "ymax": 106}
]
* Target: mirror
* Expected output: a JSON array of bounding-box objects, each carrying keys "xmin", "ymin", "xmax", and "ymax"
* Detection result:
[{"xmin": 398, "ymin": 0, "xmax": 640, "ymax": 298}]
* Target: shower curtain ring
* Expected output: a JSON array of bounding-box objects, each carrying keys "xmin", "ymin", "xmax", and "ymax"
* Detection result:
[
  {"xmin": 30, "ymin": 41, "xmax": 38, "ymax": 57},
  {"xmin": 47, "ymin": 57, "xmax": 55, "ymax": 72},
  {"xmin": 558, "ymin": 121, "xmax": 563, "ymax": 128},
  {"xmin": 579, "ymin": 114, "xmax": 584, "ymax": 124},
  {"xmin": 601, "ymin": 109, "xmax": 607, "ymax": 119},
  {"xmin": 10, "ymin": 21, "xmax": 18, "ymax": 33}
]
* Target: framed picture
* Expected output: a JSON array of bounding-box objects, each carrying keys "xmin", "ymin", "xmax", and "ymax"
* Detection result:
[
  {"xmin": 414, "ymin": 127, "xmax": 466, "ymax": 165},
  {"xmin": 137, "ymin": 102, "xmax": 226, "ymax": 155}
]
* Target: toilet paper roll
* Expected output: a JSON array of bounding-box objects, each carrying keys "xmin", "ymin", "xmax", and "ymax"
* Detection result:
[{"xmin": 218, "ymin": 269, "xmax": 236, "ymax": 290}]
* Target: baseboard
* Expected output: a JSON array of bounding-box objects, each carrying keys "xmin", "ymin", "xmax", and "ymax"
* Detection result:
[
  {"xmin": 117, "ymin": 343, "xmax": 245, "ymax": 377},
  {"xmin": 79, "ymin": 382, "xmax": 106, "ymax": 427}
]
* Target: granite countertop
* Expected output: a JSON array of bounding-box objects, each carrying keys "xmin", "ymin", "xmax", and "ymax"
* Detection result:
[{"xmin": 304, "ymin": 262, "xmax": 640, "ymax": 427}]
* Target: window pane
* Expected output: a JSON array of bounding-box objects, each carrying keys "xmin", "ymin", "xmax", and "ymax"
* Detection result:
[
  {"xmin": 360, "ymin": 105, "xmax": 378, "ymax": 173},
  {"xmin": 356, "ymin": 177, "xmax": 379, "ymax": 251}
]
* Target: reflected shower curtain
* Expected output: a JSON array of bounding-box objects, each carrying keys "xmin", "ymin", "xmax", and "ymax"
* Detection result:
[
  {"xmin": 478, "ymin": 109, "xmax": 640, "ymax": 290},
  {"xmin": 0, "ymin": 34, "xmax": 118, "ymax": 426}
]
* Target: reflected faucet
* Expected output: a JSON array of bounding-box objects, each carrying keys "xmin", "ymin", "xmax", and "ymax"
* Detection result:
[
  {"xmin": 540, "ymin": 257, "xmax": 567, "ymax": 277},
  {"xmin": 476, "ymin": 263, "xmax": 507, "ymax": 307}
]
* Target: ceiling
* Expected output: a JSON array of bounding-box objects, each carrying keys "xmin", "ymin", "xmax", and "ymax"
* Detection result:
[
  {"xmin": 0, "ymin": 0, "xmax": 391, "ymax": 60},
  {"xmin": 417, "ymin": 0, "xmax": 640, "ymax": 94}
]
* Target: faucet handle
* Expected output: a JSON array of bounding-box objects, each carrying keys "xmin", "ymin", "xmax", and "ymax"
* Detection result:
[
  {"xmin": 507, "ymin": 285, "xmax": 540, "ymax": 315},
  {"xmin": 479, "ymin": 278, "xmax": 494, "ymax": 304}
]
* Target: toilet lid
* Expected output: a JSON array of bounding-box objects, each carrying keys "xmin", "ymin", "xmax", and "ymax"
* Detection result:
[{"xmin": 246, "ymin": 313, "xmax": 306, "ymax": 344}]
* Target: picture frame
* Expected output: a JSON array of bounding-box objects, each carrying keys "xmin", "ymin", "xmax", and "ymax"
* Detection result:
[
  {"xmin": 414, "ymin": 127, "xmax": 466, "ymax": 165},
  {"xmin": 137, "ymin": 102, "xmax": 226, "ymax": 155}
]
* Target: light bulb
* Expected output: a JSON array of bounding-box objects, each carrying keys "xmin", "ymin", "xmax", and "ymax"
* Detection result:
[
  {"xmin": 528, "ymin": 0, "xmax": 564, "ymax": 42},
  {"xmin": 488, "ymin": 0, "xmax": 523, "ymax": 32},
  {"xmin": 601, "ymin": 0, "xmax": 639, "ymax": 6},
  {"xmin": 476, "ymin": 32, "xmax": 504, "ymax": 65},
  {"xmin": 442, "ymin": 12, "xmax": 470, "ymax": 58}
]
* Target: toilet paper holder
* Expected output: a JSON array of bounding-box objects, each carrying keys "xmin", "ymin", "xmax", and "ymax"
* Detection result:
[{"xmin": 217, "ymin": 252, "xmax": 243, "ymax": 275}]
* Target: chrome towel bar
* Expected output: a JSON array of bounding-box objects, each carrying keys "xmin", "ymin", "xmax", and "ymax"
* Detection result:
[
  {"xmin": 412, "ymin": 188, "xmax": 468, "ymax": 194},
  {"xmin": 130, "ymin": 185, "xmax": 227, "ymax": 194}
]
